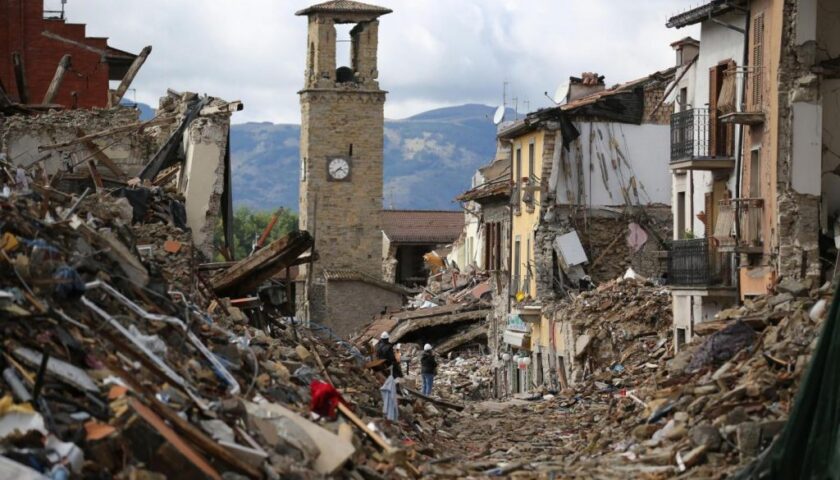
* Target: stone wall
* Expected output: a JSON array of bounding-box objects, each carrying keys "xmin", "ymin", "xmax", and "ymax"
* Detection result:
[
  {"xmin": 325, "ymin": 280, "xmax": 403, "ymax": 339},
  {"xmin": 0, "ymin": 107, "xmax": 153, "ymax": 176}
]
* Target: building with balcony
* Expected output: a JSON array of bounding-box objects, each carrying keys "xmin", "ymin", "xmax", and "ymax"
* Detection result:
[
  {"xmin": 666, "ymin": 4, "xmax": 747, "ymax": 348},
  {"xmin": 667, "ymin": 0, "xmax": 840, "ymax": 348}
]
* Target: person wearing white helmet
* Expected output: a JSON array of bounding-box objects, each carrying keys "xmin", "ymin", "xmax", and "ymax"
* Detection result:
[
  {"xmin": 420, "ymin": 343, "xmax": 437, "ymax": 396},
  {"xmin": 375, "ymin": 331, "xmax": 402, "ymax": 378}
]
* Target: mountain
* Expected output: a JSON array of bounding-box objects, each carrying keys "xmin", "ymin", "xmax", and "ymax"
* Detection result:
[
  {"xmin": 128, "ymin": 102, "xmax": 505, "ymax": 211},
  {"xmin": 231, "ymin": 104, "xmax": 509, "ymax": 211}
]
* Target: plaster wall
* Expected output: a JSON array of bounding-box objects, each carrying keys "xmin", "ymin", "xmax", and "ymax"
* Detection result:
[{"xmin": 554, "ymin": 122, "xmax": 671, "ymax": 208}]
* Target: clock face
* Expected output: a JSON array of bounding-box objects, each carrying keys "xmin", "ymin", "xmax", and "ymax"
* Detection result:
[{"xmin": 328, "ymin": 157, "xmax": 350, "ymax": 180}]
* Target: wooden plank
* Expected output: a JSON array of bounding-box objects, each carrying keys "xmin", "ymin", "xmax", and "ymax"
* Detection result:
[
  {"xmin": 110, "ymin": 46, "xmax": 152, "ymax": 107},
  {"xmin": 129, "ymin": 398, "xmax": 222, "ymax": 480},
  {"xmin": 42, "ymin": 54, "xmax": 71, "ymax": 104},
  {"xmin": 337, "ymin": 403, "xmax": 396, "ymax": 454}
]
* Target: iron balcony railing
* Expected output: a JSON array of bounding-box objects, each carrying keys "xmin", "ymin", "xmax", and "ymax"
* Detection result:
[
  {"xmin": 671, "ymin": 108, "xmax": 711, "ymax": 161},
  {"xmin": 667, "ymin": 238, "xmax": 728, "ymax": 287},
  {"xmin": 714, "ymin": 198, "xmax": 764, "ymax": 250}
]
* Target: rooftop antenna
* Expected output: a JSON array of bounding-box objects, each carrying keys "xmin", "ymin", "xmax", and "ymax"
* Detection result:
[
  {"xmin": 523, "ymin": 98, "xmax": 530, "ymax": 113},
  {"xmin": 512, "ymin": 96, "xmax": 518, "ymax": 120}
]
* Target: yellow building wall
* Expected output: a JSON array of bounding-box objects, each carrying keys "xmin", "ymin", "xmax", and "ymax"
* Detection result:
[{"xmin": 510, "ymin": 130, "xmax": 545, "ymax": 300}]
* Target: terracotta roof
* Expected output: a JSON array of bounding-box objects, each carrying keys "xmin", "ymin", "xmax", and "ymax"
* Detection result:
[
  {"xmin": 323, "ymin": 269, "xmax": 411, "ymax": 295},
  {"xmin": 382, "ymin": 210, "xmax": 464, "ymax": 244},
  {"xmin": 457, "ymin": 178, "xmax": 511, "ymax": 203},
  {"xmin": 296, "ymin": 0, "xmax": 392, "ymax": 16},
  {"xmin": 559, "ymin": 66, "xmax": 677, "ymax": 112}
]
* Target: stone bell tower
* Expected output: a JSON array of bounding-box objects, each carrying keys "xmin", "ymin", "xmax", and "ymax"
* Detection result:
[{"xmin": 296, "ymin": 1, "xmax": 392, "ymax": 326}]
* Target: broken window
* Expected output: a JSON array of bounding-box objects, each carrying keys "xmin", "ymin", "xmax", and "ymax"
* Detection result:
[{"xmin": 677, "ymin": 328, "xmax": 687, "ymax": 348}]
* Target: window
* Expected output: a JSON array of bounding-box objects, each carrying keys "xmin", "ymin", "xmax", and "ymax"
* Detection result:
[
  {"xmin": 677, "ymin": 328, "xmax": 687, "ymax": 348},
  {"xmin": 679, "ymin": 87, "xmax": 688, "ymax": 111},
  {"xmin": 515, "ymin": 147, "xmax": 522, "ymax": 184},
  {"xmin": 677, "ymin": 192, "xmax": 687, "ymax": 239},
  {"xmin": 528, "ymin": 141, "xmax": 535, "ymax": 180},
  {"xmin": 513, "ymin": 236, "xmax": 521, "ymax": 294},
  {"xmin": 484, "ymin": 222, "xmax": 503, "ymax": 271},
  {"xmin": 750, "ymin": 149, "xmax": 761, "ymax": 197}
]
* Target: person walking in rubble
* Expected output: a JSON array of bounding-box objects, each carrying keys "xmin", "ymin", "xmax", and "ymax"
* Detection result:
[
  {"xmin": 376, "ymin": 332, "xmax": 402, "ymax": 379},
  {"xmin": 420, "ymin": 343, "xmax": 438, "ymax": 396}
]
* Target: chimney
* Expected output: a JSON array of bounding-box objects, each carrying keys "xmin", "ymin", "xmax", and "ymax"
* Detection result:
[
  {"xmin": 671, "ymin": 36, "xmax": 700, "ymax": 67},
  {"xmin": 568, "ymin": 72, "xmax": 606, "ymax": 102}
]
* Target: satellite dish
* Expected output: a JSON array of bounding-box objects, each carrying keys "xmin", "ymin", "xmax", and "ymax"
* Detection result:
[
  {"xmin": 553, "ymin": 82, "xmax": 570, "ymax": 105},
  {"xmin": 492, "ymin": 105, "xmax": 506, "ymax": 125}
]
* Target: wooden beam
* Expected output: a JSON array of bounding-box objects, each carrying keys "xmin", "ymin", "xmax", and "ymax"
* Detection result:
[
  {"xmin": 87, "ymin": 159, "xmax": 104, "ymax": 191},
  {"xmin": 402, "ymin": 386, "xmax": 465, "ymax": 411},
  {"xmin": 41, "ymin": 30, "xmax": 108, "ymax": 57},
  {"xmin": 11, "ymin": 52, "xmax": 29, "ymax": 104},
  {"xmin": 110, "ymin": 45, "xmax": 151, "ymax": 107},
  {"xmin": 211, "ymin": 231, "xmax": 314, "ymax": 296},
  {"xmin": 42, "ymin": 54, "xmax": 71, "ymax": 104},
  {"xmin": 76, "ymin": 128, "xmax": 127, "ymax": 179},
  {"xmin": 38, "ymin": 117, "xmax": 175, "ymax": 152}
]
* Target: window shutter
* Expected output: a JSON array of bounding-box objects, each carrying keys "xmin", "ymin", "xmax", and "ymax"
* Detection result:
[{"xmin": 751, "ymin": 14, "xmax": 764, "ymax": 108}]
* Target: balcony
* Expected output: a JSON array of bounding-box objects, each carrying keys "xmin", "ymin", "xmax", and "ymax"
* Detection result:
[
  {"xmin": 667, "ymin": 238, "xmax": 730, "ymax": 287},
  {"xmin": 719, "ymin": 66, "xmax": 765, "ymax": 126},
  {"xmin": 714, "ymin": 198, "xmax": 764, "ymax": 254},
  {"xmin": 670, "ymin": 108, "xmax": 735, "ymax": 171}
]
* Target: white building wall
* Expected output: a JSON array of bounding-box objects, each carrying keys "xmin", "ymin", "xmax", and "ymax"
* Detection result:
[{"xmin": 554, "ymin": 122, "xmax": 672, "ymax": 207}]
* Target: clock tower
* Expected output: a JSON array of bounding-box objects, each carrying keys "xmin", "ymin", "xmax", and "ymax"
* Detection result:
[{"xmin": 296, "ymin": 1, "xmax": 391, "ymax": 326}]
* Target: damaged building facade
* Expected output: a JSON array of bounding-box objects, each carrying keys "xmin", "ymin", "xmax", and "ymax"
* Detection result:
[
  {"xmin": 486, "ymin": 68, "xmax": 677, "ymax": 394},
  {"xmin": 666, "ymin": 0, "xmax": 840, "ymax": 348}
]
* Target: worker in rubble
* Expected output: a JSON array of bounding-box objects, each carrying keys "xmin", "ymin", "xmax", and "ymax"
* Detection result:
[
  {"xmin": 376, "ymin": 332, "xmax": 403, "ymax": 379},
  {"xmin": 420, "ymin": 343, "xmax": 438, "ymax": 396}
]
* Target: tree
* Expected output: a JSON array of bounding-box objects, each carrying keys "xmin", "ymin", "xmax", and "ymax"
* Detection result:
[{"xmin": 214, "ymin": 207, "xmax": 298, "ymax": 260}]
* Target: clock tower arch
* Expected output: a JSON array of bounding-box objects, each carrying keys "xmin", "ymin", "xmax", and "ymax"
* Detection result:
[{"xmin": 296, "ymin": 1, "xmax": 392, "ymax": 326}]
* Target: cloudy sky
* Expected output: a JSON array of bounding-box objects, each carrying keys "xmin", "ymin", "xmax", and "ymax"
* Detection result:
[{"xmin": 63, "ymin": 0, "xmax": 699, "ymax": 124}]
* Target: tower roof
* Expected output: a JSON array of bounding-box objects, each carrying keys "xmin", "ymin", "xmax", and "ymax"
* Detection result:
[{"xmin": 295, "ymin": 0, "xmax": 392, "ymax": 17}]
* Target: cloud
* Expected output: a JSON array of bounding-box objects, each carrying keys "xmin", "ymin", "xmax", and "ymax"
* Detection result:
[{"xmin": 68, "ymin": 0, "xmax": 699, "ymax": 124}]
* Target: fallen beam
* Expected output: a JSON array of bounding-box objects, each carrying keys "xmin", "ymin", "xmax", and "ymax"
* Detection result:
[
  {"xmin": 11, "ymin": 51, "xmax": 29, "ymax": 104},
  {"xmin": 402, "ymin": 386, "xmax": 465, "ymax": 411},
  {"xmin": 110, "ymin": 45, "xmax": 152, "ymax": 107},
  {"xmin": 38, "ymin": 117, "xmax": 175, "ymax": 152},
  {"xmin": 211, "ymin": 230, "xmax": 314, "ymax": 296},
  {"xmin": 390, "ymin": 302, "xmax": 483, "ymax": 322},
  {"xmin": 42, "ymin": 54, "xmax": 71, "ymax": 104},
  {"xmin": 42, "ymin": 30, "xmax": 109, "ymax": 57},
  {"xmin": 389, "ymin": 309, "xmax": 490, "ymax": 343},
  {"xmin": 435, "ymin": 323, "xmax": 488, "ymax": 355}
]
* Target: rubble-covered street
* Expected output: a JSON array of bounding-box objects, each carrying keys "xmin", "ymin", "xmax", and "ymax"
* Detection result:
[{"xmin": 3, "ymin": 0, "xmax": 840, "ymax": 478}]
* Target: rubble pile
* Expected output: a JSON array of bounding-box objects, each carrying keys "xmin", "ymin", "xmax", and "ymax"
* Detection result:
[
  {"xmin": 552, "ymin": 276, "xmax": 673, "ymax": 381},
  {"xmin": 432, "ymin": 278, "xmax": 829, "ymax": 478},
  {"xmin": 0, "ymin": 186, "xmax": 452, "ymax": 479}
]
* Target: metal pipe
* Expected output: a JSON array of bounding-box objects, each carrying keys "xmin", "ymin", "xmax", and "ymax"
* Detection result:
[{"xmin": 84, "ymin": 281, "xmax": 241, "ymax": 395}]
